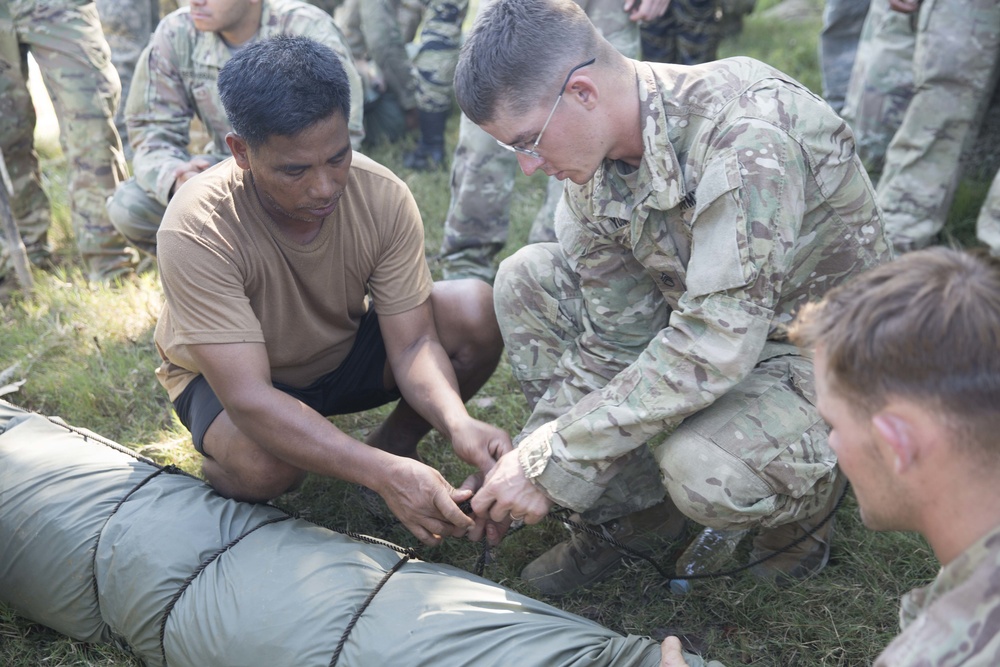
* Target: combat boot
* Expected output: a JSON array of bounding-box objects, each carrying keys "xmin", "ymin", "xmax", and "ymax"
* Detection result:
[
  {"xmin": 520, "ymin": 499, "xmax": 687, "ymax": 596},
  {"xmin": 403, "ymin": 109, "xmax": 448, "ymax": 171},
  {"xmin": 749, "ymin": 469, "xmax": 849, "ymax": 583}
]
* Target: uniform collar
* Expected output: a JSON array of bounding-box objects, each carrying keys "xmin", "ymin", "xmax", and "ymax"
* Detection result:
[{"xmin": 589, "ymin": 61, "xmax": 687, "ymax": 223}]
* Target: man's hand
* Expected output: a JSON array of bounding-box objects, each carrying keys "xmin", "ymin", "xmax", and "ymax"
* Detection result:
[
  {"xmin": 624, "ymin": 0, "xmax": 672, "ymax": 22},
  {"xmin": 169, "ymin": 157, "xmax": 213, "ymax": 197},
  {"xmin": 449, "ymin": 418, "xmax": 513, "ymax": 474},
  {"xmin": 457, "ymin": 471, "xmax": 512, "ymax": 546},
  {"xmin": 376, "ymin": 457, "xmax": 475, "ymax": 546},
  {"xmin": 470, "ymin": 448, "xmax": 554, "ymax": 526},
  {"xmin": 660, "ymin": 637, "xmax": 691, "ymax": 667},
  {"xmin": 888, "ymin": 0, "xmax": 919, "ymax": 13}
]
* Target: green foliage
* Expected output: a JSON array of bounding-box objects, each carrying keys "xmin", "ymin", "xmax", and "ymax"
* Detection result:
[{"xmin": 0, "ymin": 2, "xmax": 989, "ymax": 665}]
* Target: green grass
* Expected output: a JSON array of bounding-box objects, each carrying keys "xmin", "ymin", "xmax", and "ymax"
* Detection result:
[{"xmin": 0, "ymin": 2, "xmax": 989, "ymax": 665}]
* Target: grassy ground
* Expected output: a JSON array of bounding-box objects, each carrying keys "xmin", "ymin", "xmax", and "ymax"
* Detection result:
[{"xmin": 0, "ymin": 1, "xmax": 988, "ymax": 665}]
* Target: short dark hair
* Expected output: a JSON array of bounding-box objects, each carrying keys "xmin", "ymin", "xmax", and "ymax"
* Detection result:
[
  {"xmin": 454, "ymin": 0, "xmax": 598, "ymax": 125},
  {"xmin": 790, "ymin": 247, "xmax": 1000, "ymax": 453},
  {"xmin": 218, "ymin": 35, "xmax": 351, "ymax": 148}
]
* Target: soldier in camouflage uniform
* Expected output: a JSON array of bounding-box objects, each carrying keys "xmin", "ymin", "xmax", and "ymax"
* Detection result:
[
  {"xmin": 872, "ymin": 0, "xmax": 1000, "ymax": 253},
  {"xmin": 439, "ymin": 0, "xmax": 671, "ymax": 283},
  {"xmin": 455, "ymin": 0, "xmax": 890, "ymax": 595},
  {"xmin": 818, "ymin": 0, "xmax": 869, "ymax": 115},
  {"xmin": 0, "ymin": 0, "xmax": 139, "ymax": 285},
  {"xmin": 94, "ymin": 0, "xmax": 160, "ymax": 156},
  {"xmin": 334, "ymin": 0, "xmax": 467, "ymax": 168},
  {"xmin": 663, "ymin": 247, "xmax": 1000, "ymax": 666},
  {"xmin": 106, "ymin": 0, "xmax": 364, "ymax": 256}
]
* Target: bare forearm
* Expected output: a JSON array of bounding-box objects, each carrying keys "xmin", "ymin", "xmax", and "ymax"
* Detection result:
[
  {"xmin": 226, "ymin": 387, "xmax": 398, "ymax": 490},
  {"xmin": 392, "ymin": 338, "xmax": 469, "ymax": 439}
]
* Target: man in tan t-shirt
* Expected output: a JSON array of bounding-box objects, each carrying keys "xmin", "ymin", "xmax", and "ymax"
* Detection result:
[{"xmin": 153, "ymin": 35, "xmax": 511, "ymax": 546}]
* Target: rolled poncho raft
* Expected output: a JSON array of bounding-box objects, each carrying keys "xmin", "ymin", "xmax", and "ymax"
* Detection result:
[{"xmin": 0, "ymin": 400, "xmax": 667, "ymax": 667}]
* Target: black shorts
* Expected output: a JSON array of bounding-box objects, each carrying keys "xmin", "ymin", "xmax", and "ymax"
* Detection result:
[{"xmin": 173, "ymin": 310, "xmax": 401, "ymax": 454}]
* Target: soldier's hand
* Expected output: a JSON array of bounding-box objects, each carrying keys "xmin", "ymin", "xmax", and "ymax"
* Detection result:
[
  {"xmin": 624, "ymin": 0, "xmax": 672, "ymax": 22},
  {"xmin": 449, "ymin": 417, "xmax": 513, "ymax": 476},
  {"xmin": 470, "ymin": 449, "xmax": 553, "ymax": 526},
  {"xmin": 376, "ymin": 457, "xmax": 475, "ymax": 546},
  {"xmin": 660, "ymin": 637, "xmax": 691, "ymax": 667},
  {"xmin": 458, "ymin": 471, "xmax": 513, "ymax": 546},
  {"xmin": 170, "ymin": 158, "xmax": 213, "ymax": 197},
  {"xmin": 888, "ymin": 0, "xmax": 919, "ymax": 13}
]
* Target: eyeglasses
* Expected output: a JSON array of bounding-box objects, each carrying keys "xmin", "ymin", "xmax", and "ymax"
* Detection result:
[{"xmin": 496, "ymin": 57, "xmax": 596, "ymax": 159}]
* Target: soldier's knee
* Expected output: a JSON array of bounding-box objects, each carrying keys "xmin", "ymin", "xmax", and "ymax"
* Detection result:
[
  {"xmin": 656, "ymin": 433, "xmax": 777, "ymax": 530},
  {"xmin": 107, "ymin": 179, "xmax": 165, "ymax": 254},
  {"xmin": 496, "ymin": 243, "xmax": 562, "ymax": 297}
]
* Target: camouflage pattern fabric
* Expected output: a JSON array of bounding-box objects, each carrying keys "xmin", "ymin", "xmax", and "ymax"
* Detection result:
[
  {"xmin": 840, "ymin": 0, "xmax": 914, "ymax": 175},
  {"xmin": 495, "ymin": 58, "xmax": 890, "ymax": 524},
  {"xmin": 640, "ymin": 0, "xmax": 723, "ymax": 66},
  {"xmin": 439, "ymin": 0, "xmax": 640, "ymax": 282},
  {"xmin": 875, "ymin": 0, "xmax": 1000, "ymax": 253},
  {"xmin": 94, "ymin": 0, "xmax": 159, "ymax": 154},
  {"xmin": 412, "ymin": 0, "xmax": 467, "ymax": 114},
  {"xmin": 874, "ymin": 523, "xmax": 1000, "ymax": 666},
  {"xmin": 336, "ymin": 0, "xmax": 466, "ymax": 114},
  {"xmin": 338, "ymin": 0, "xmax": 420, "ymax": 111},
  {"xmin": 0, "ymin": 0, "xmax": 138, "ymax": 282},
  {"xmin": 818, "ymin": 0, "xmax": 869, "ymax": 115},
  {"xmin": 106, "ymin": 0, "xmax": 364, "ymax": 255},
  {"xmin": 304, "ymin": 0, "xmax": 343, "ymax": 14},
  {"xmin": 977, "ymin": 168, "xmax": 1000, "ymax": 256}
]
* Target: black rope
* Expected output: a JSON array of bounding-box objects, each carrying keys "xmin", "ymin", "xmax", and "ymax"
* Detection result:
[
  {"xmin": 157, "ymin": 514, "xmax": 293, "ymax": 666},
  {"xmin": 328, "ymin": 550, "xmax": 414, "ymax": 667},
  {"xmin": 546, "ymin": 481, "xmax": 851, "ymax": 585},
  {"xmin": 89, "ymin": 465, "xmax": 181, "ymax": 602}
]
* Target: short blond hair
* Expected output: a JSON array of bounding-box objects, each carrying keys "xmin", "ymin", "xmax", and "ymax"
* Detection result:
[{"xmin": 790, "ymin": 247, "xmax": 1000, "ymax": 450}]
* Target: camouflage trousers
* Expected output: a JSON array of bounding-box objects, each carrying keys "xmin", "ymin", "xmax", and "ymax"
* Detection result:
[
  {"xmin": 496, "ymin": 242, "xmax": 839, "ymax": 529},
  {"xmin": 978, "ymin": 169, "xmax": 1000, "ymax": 255},
  {"xmin": 412, "ymin": 0, "xmax": 467, "ymax": 114},
  {"xmin": 875, "ymin": 0, "xmax": 1000, "ymax": 253},
  {"xmin": 840, "ymin": 0, "xmax": 914, "ymax": 174},
  {"xmin": 818, "ymin": 0, "xmax": 869, "ymax": 115},
  {"xmin": 93, "ymin": 0, "xmax": 159, "ymax": 158},
  {"xmin": 438, "ymin": 0, "xmax": 640, "ymax": 283},
  {"xmin": 640, "ymin": 0, "xmax": 723, "ymax": 66},
  {"xmin": 0, "ymin": 0, "xmax": 137, "ymax": 282}
]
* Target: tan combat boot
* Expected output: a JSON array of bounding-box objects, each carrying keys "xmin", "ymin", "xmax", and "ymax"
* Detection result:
[
  {"xmin": 520, "ymin": 498, "xmax": 687, "ymax": 596},
  {"xmin": 749, "ymin": 470, "xmax": 849, "ymax": 583}
]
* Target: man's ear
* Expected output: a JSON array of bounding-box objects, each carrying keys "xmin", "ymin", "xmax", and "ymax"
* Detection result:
[
  {"xmin": 568, "ymin": 75, "xmax": 599, "ymax": 110},
  {"xmin": 226, "ymin": 133, "xmax": 251, "ymax": 170},
  {"xmin": 872, "ymin": 411, "xmax": 917, "ymax": 474}
]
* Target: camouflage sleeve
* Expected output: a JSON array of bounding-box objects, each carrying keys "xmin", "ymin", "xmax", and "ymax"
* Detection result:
[
  {"xmin": 412, "ymin": 0, "xmax": 467, "ymax": 113},
  {"xmin": 359, "ymin": 0, "xmax": 417, "ymax": 111},
  {"xmin": 522, "ymin": 122, "xmax": 810, "ymax": 511},
  {"xmin": 125, "ymin": 21, "xmax": 196, "ymax": 207}
]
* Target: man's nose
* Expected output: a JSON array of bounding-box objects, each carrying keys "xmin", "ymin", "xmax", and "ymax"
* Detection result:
[
  {"xmin": 307, "ymin": 171, "xmax": 336, "ymax": 200},
  {"xmin": 516, "ymin": 152, "xmax": 545, "ymax": 176}
]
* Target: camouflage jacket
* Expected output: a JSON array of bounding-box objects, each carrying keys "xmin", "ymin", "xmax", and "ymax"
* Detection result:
[
  {"xmin": 519, "ymin": 57, "xmax": 891, "ymax": 510},
  {"xmin": 876, "ymin": 524, "xmax": 1000, "ymax": 665},
  {"xmin": 125, "ymin": 0, "xmax": 364, "ymax": 207}
]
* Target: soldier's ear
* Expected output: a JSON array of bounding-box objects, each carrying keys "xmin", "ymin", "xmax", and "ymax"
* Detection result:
[
  {"xmin": 872, "ymin": 411, "xmax": 916, "ymax": 474},
  {"xmin": 226, "ymin": 133, "xmax": 251, "ymax": 170}
]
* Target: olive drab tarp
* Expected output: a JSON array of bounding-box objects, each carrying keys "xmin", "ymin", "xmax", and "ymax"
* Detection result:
[{"xmin": 0, "ymin": 401, "xmax": 666, "ymax": 667}]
